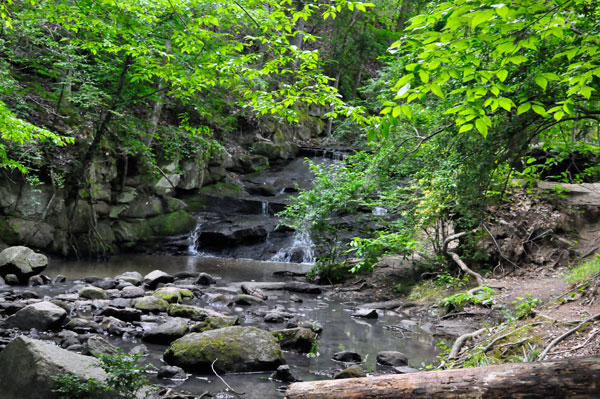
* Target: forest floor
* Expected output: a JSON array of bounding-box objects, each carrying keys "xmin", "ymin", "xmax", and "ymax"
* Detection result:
[{"xmin": 331, "ymin": 183, "xmax": 600, "ymax": 368}]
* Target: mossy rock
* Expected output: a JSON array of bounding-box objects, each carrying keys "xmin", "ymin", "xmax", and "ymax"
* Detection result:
[
  {"xmin": 163, "ymin": 326, "xmax": 285, "ymax": 373},
  {"xmin": 133, "ymin": 296, "xmax": 170, "ymax": 313},
  {"xmin": 146, "ymin": 210, "xmax": 196, "ymax": 237},
  {"xmin": 167, "ymin": 304, "xmax": 230, "ymax": 321},
  {"xmin": 190, "ymin": 315, "xmax": 238, "ymax": 333},
  {"xmin": 79, "ymin": 286, "xmax": 107, "ymax": 300},
  {"xmin": 152, "ymin": 287, "xmax": 194, "ymax": 303}
]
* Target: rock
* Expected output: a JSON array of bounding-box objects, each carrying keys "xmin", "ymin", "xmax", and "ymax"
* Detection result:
[
  {"xmin": 270, "ymin": 364, "xmax": 301, "ymax": 383},
  {"xmin": 352, "ymin": 308, "xmax": 378, "ymax": 319},
  {"xmin": 299, "ymin": 320, "xmax": 323, "ymax": 334},
  {"xmin": 144, "ymin": 270, "xmax": 174, "ymax": 289},
  {"xmin": 153, "ymin": 287, "xmax": 193, "ymax": 303},
  {"xmin": 4, "ymin": 274, "xmax": 19, "ymax": 285},
  {"xmin": 190, "ymin": 315, "xmax": 238, "ymax": 333},
  {"xmin": 130, "ymin": 344, "xmax": 149, "ymax": 357},
  {"xmin": 101, "ymin": 306, "xmax": 142, "ymax": 322},
  {"xmin": 164, "ymin": 326, "xmax": 285, "ymax": 373},
  {"xmin": 157, "ymin": 365, "xmax": 187, "ymax": 380},
  {"xmin": 28, "ymin": 275, "xmax": 44, "ymax": 286},
  {"xmin": 167, "ymin": 304, "xmax": 230, "ymax": 322},
  {"xmin": 91, "ymin": 278, "xmax": 118, "ymax": 290},
  {"xmin": 82, "ymin": 335, "xmax": 119, "ymax": 357},
  {"xmin": 334, "ymin": 365, "xmax": 366, "ymax": 379},
  {"xmin": 49, "ymin": 299, "xmax": 72, "ymax": 313},
  {"xmin": 0, "ymin": 336, "xmax": 112, "ymax": 399},
  {"xmin": 376, "ymin": 351, "xmax": 408, "ymax": 367},
  {"xmin": 115, "ymin": 271, "xmax": 143, "ymax": 286},
  {"xmin": 196, "ymin": 272, "xmax": 217, "ymax": 285},
  {"xmin": 133, "ymin": 296, "xmax": 170, "ymax": 313},
  {"xmin": 264, "ymin": 311, "xmax": 294, "ymax": 323},
  {"xmin": 241, "ymin": 283, "xmax": 268, "ymax": 300},
  {"xmin": 101, "ymin": 316, "xmax": 127, "ymax": 332},
  {"xmin": 0, "ymin": 246, "xmax": 48, "ymax": 284},
  {"xmin": 283, "ymin": 281, "xmax": 321, "ymax": 294},
  {"xmin": 393, "ymin": 366, "xmax": 419, "ymax": 374},
  {"xmin": 332, "ymin": 351, "xmax": 362, "ymax": 363},
  {"xmin": 272, "ymin": 328, "xmax": 318, "ymax": 353},
  {"xmin": 173, "ymin": 271, "xmax": 199, "ymax": 280},
  {"xmin": 121, "ymin": 285, "xmax": 145, "ymax": 298},
  {"xmin": 79, "ymin": 286, "xmax": 108, "ymax": 300},
  {"xmin": 65, "ymin": 318, "xmax": 101, "ymax": 333},
  {"xmin": 4, "ymin": 301, "xmax": 67, "ymax": 331},
  {"xmin": 233, "ymin": 294, "xmax": 265, "ymax": 305},
  {"xmin": 289, "ymin": 294, "xmax": 303, "ymax": 303},
  {"xmin": 53, "ymin": 275, "xmax": 67, "ymax": 283},
  {"xmin": 142, "ymin": 318, "xmax": 188, "ymax": 345},
  {"xmin": 108, "ymin": 298, "xmax": 133, "ymax": 308}
]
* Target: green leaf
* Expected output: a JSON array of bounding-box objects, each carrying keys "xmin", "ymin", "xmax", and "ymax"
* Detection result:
[
  {"xmin": 419, "ymin": 70, "xmax": 430, "ymax": 84},
  {"xmin": 532, "ymin": 104, "xmax": 548, "ymax": 117},
  {"xmin": 380, "ymin": 107, "xmax": 392, "ymax": 115},
  {"xmin": 496, "ymin": 69, "xmax": 509, "ymax": 82},
  {"xmin": 475, "ymin": 118, "xmax": 488, "ymax": 138},
  {"xmin": 392, "ymin": 106, "xmax": 402, "ymax": 118},
  {"xmin": 400, "ymin": 104, "xmax": 412, "ymax": 119},
  {"xmin": 430, "ymin": 84, "xmax": 444, "ymax": 98},
  {"xmin": 554, "ymin": 111, "xmax": 565, "ymax": 121},
  {"xmin": 517, "ymin": 102, "xmax": 531, "ymax": 115},
  {"xmin": 534, "ymin": 75, "xmax": 548, "ymax": 90},
  {"xmin": 459, "ymin": 124, "xmax": 473, "ymax": 133}
]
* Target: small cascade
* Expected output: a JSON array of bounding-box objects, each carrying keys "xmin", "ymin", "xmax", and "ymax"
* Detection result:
[
  {"xmin": 271, "ymin": 231, "xmax": 316, "ymax": 264},
  {"xmin": 261, "ymin": 200, "xmax": 269, "ymax": 216},
  {"xmin": 187, "ymin": 223, "xmax": 202, "ymax": 255}
]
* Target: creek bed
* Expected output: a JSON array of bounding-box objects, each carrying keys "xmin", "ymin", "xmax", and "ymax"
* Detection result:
[{"xmin": 23, "ymin": 254, "xmax": 441, "ymax": 398}]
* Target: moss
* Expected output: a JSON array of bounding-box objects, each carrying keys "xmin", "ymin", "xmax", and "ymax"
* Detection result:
[
  {"xmin": 0, "ymin": 217, "xmax": 19, "ymax": 245},
  {"xmin": 146, "ymin": 210, "xmax": 196, "ymax": 237},
  {"xmin": 199, "ymin": 182, "xmax": 243, "ymax": 197},
  {"xmin": 134, "ymin": 296, "xmax": 170, "ymax": 312}
]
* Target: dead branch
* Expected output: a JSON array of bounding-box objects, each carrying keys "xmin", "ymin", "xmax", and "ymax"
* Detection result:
[
  {"xmin": 441, "ymin": 231, "xmax": 485, "ymax": 286},
  {"xmin": 483, "ymin": 322, "xmax": 542, "ymax": 353},
  {"xmin": 548, "ymin": 328, "xmax": 600, "ymax": 355},
  {"xmin": 539, "ymin": 312, "xmax": 600, "ymax": 360},
  {"xmin": 211, "ymin": 358, "xmax": 245, "ymax": 396},
  {"xmin": 449, "ymin": 328, "xmax": 486, "ymax": 360}
]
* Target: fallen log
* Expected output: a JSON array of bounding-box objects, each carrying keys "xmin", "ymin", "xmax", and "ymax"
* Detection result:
[{"xmin": 285, "ymin": 356, "xmax": 600, "ymax": 399}]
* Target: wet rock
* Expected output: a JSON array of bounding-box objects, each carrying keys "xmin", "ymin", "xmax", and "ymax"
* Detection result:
[
  {"xmin": 334, "ymin": 365, "xmax": 365, "ymax": 379},
  {"xmin": 115, "ymin": 271, "xmax": 143, "ymax": 286},
  {"xmin": 5, "ymin": 274, "xmax": 19, "ymax": 285},
  {"xmin": 173, "ymin": 271, "xmax": 199, "ymax": 280},
  {"xmin": 133, "ymin": 296, "xmax": 170, "ymax": 313},
  {"xmin": 264, "ymin": 311, "xmax": 294, "ymax": 323},
  {"xmin": 82, "ymin": 335, "xmax": 119, "ymax": 357},
  {"xmin": 4, "ymin": 301, "xmax": 67, "ymax": 331},
  {"xmin": 142, "ymin": 318, "xmax": 189, "ymax": 345},
  {"xmin": 130, "ymin": 344, "xmax": 149, "ymax": 357},
  {"xmin": 28, "ymin": 275, "xmax": 44, "ymax": 286},
  {"xmin": 299, "ymin": 320, "xmax": 323, "ymax": 334},
  {"xmin": 0, "ymin": 336, "xmax": 111, "ymax": 399},
  {"xmin": 352, "ymin": 308, "xmax": 378, "ymax": 319},
  {"xmin": 101, "ymin": 316, "xmax": 127, "ymax": 333},
  {"xmin": 272, "ymin": 327, "xmax": 318, "ymax": 353},
  {"xmin": 153, "ymin": 287, "xmax": 194, "ymax": 304},
  {"xmin": 18, "ymin": 290, "xmax": 39, "ymax": 300},
  {"xmin": 0, "ymin": 301, "xmax": 25, "ymax": 315},
  {"xmin": 289, "ymin": 294, "xmax": 303, "ymax": 303},
  {"xmin": 376, "ymin": 351, "xmax": 408, "ymax": 367},
  {"xmin": 65, "ymin": 317, "xmax": 101, "ymax": 333},
  {"xmin": 167, "ymin": 304, "xmax": 230, "ymax": 322},
  {"xmin": 0, "ymin": 246, "xmax": 48, "ymax": 284},
  {"xmin": 233, "ymin": 294, "xmax": 265, "ymax": 306},
  {"xmin": 190, "ymin": 315, "xmax": 238, "ymax": 333},
  {"xmin": 91, "ymin": 278, "xmax": 118, "ymax": 290},
  {"xmin": 270, "ymin": 364, "xmax": 301, "ymax": 383},
  {"xmin": 121, "ymin": 285, "xmax": 145, "ymax": 298},
  {"xmin": 108, "ymin": 298, "xmax": 132, "ymax": 308},
  {"xmin": 79, "ymin": 286, "xmax": 108, "ymax": 300},
  {"xmin": 49, "ymin": 299, "xmax": 72, "ymax": 313},
  {"xmin": 53, "ymin": 275, "xmax": 67, "ymax": 283},
  {"xmin": 241, "ymin": 283, "xmax": 267, "ymax": 300},
  {"xmin": 283, "ymin": 281, "xmax": 321, "ymax": 294},
  {"xmin": 164, "ymin": 326, "xmax": 285, "ymax": 373},
  {"xmin": 100, "ymin": 306, "xmax": 142, "ymax": 322},
  {"xmin": 358, "ymin": 300, "xmax": 405, "ymax": 310},
  {"xmin": 393, "ymin": 366, "xmax": 419, "ymax": 374},
  {"xmin": 157, "ymin": 365, "xmax": 187, "ymax": 380},
  {"xmin": 196, "ymin": 272, "xmax": 217, "ymax": 285},
  {"xmin": 332, "ymin": 351, "xmax": 362, "ymax": 363},
  {"xmin": 144, "ymin": 270, "xmax": 174, "ymax": 289}
]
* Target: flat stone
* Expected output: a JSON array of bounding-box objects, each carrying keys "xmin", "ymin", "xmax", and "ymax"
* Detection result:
[
  {"xmin": 332, "ymin": 351, "xmax": 361, "ymax": 363},
  {"xmin": 115, "ymin": 271, "xmax": 143, "ymax": 286},
  {"xmin": 121, "ymin": 286, "xmax": 145, "ymax": 298},
  {"xmin": 283, "ymin": 281, "xmax": 321, "ymax": 294},
  {"xmin": 4, "ymin": 301, "xmax": 66, "ymax": 331},
  {"xmin": 142, "ymin": 318, "xmax": 188, "ymax": 345},
  {"xmin": 233, "ymin": 294, "xmax": 265, "ymax": 306},
  {"xmin": 79, "ymin": 286, "xmax": 107, "ymax": 300},
  {"xmin": 133, "ymin": 296, "xmax": 170, "ymax": 313},
  {"xmin": 376, "ymin": 351, "xmax": 408, "ymax": 367},
  {"xmin": 100, "ymin": 306, "xmax": 142, "ymax": 322},
  {"xmin": 352, "ymin": 308, "xmax": 378, "ymax": 319}
]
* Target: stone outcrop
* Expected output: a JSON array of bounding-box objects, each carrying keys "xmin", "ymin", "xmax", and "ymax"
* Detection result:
[
  {"xmin": 0, "ymin": 246, "xmax": 48, "ymax": 284},
  {"xmin": 0, "ymin": 336, "xmax": 112, "ymax": 399},
  {"xmin": 163, "ymin": 326, "xmax": 285, "ymax": 373}
]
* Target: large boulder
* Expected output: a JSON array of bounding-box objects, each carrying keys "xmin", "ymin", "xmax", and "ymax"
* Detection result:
[
  {"xmin": 4, "ymin": 301, "xmax": 67, "ymax": 331},
  {"xmin": 0, "ymin": 246, "xmax": 48, "ymax": 284},
  {"xmin": 144, "ymin": 270, "xmax": 174, "ymax": 289},
  {"xmin": 272, "ymin": 327, "xmax": 318, "ymax": 353},
  {"xmin": 0, "ymin": 336, "xmax": 112, "ymax": 399},
  {"xmin": 133, "ymin": 296, "xmax": 170, "ymax": 313},
  {"xmin": 163, "ymin": 326, "xmax": 285, "ymax": 373},
  {"xmin": 142, "ymin": 318, "xmax": 188, "ymax": 345}
]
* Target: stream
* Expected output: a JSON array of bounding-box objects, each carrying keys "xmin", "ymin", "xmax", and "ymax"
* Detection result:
[{"xmin": 33, "ymin": 254, "xmax": 441, "ymax": 398}]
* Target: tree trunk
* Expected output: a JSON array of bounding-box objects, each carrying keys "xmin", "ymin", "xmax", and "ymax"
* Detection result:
[{"xmin": 285, "ymin": 356, "xmax": 600, "ymax": 399}]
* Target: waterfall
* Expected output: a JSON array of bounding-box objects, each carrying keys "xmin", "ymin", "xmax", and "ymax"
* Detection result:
[
  {"xmin": 187, "ymin": 223, "xmax": 202, "ymax": 255},
  {"xmin": 271, "ymin": 230, "xmax": 316, "ymax": 264},
  {"xmin": 261, "ymin": 200, "xmax": 269, "ymax": 216}
]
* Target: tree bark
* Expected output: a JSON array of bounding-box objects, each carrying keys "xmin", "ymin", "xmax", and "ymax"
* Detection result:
[{"xmin": 285, "ymin": 356, "xmax": 600, "ymax": 399}]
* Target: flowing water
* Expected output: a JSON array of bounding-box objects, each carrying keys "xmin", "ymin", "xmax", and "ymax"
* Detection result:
[{"xmin": 39, "ymin": 254, "xmax": 441, "ymax": 398}]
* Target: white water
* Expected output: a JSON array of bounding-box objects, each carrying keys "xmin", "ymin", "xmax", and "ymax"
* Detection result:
[
  {"xmin": 261, "ymin": 200, "xmax": 269, "ymax": 216},
  {"xmin": 270, "ymin": 230, "xmax": 316, "ymax": 264},
  {"xmin": 187, "ymin": 223, "xmax": 202, "ymax": 255}
]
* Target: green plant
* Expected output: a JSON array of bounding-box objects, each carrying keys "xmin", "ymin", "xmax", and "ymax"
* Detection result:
[
  {"xmin": 307, "ymin": 339, "xmax": 320, "ymax": 359},
  {"xmin": 52, "ymin": 374, "xmax": 104, "ymax": 399},
  {"xmin": 434, "ymin": 272, "xmax": 469, "ymax": 290},
  {"xmin": 512, "ymin": 293, "xmax": 542, "ymax": 319},
  {"xmin": 442, "ymin": 286, "xmax": 495, "ymax": 312},
  {"xmin": 565, "ymin": 254, "xmax": 600, "ymax": 285}
]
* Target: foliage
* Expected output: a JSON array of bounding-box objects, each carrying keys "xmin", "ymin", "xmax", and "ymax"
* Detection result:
[
  {"xmin": 512, "ymin": 293, "xmax": 543, "ymax": 319},
  {"xmin": 52, "ymin": 349, "xmax": 151, "ymax": 399},
  {"xmin": 442, "ymin": 286, "xmax": 495, "ymax": 312},
  {"xmin": 565, "ymin": 254, "xmax": 600, "ymax": 285}
]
